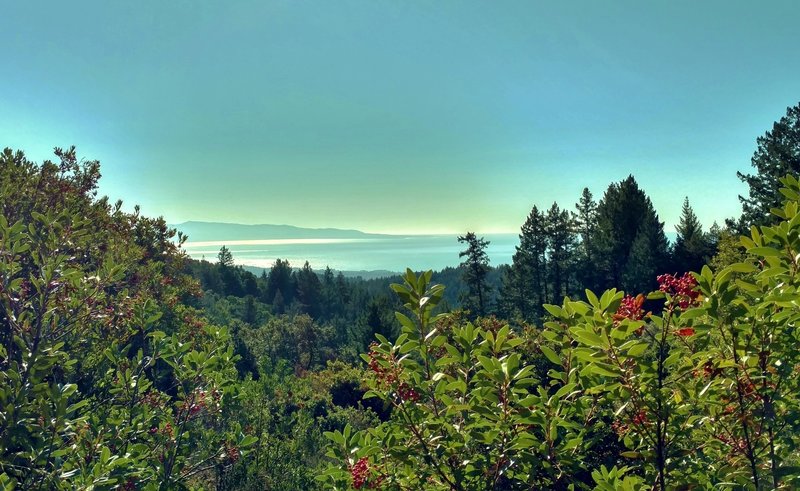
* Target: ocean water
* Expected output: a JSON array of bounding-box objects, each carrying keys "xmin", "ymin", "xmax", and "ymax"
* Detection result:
[{"xmin": 182, "ymin": 234, "xmax": 519, "ymax": 273}]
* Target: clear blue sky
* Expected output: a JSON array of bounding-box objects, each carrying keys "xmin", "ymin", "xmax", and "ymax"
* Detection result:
[{"xmin": 2, "ymin": 1, "xmax": 798, "ymax": 234}]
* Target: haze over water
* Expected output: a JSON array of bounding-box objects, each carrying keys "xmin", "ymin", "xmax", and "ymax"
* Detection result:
[{"xmin": 182, "ymin": 234, "xmax": 519, "ymax": 273}]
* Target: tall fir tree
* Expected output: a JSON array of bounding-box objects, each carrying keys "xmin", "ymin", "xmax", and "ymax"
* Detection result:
[
  {"xmin": 457, "ymin": 232, "xmax": 491, "ymax": 317},
  {"xmin": 735, "ymin": 102, "xmax": 800, "ymax": 229},
  {"xmin": 574, "ymin": 187, "xmax": 600, "ymax": 292},
  {"xmin": 672, "ymin": 197, "xmax": 711, "ymax": 274},
  {"xmin": 295, "ymin": 261, "xmax": 322, "ymax": 318},
  {"xmin": 595, "ymin": 175, "xmax": 670, "ymax": 292},
  {"xmin": 502, "ymin": 206, "xmax": 549, "ymax": 323},
  {"xmin": 217, "ymin": 245, "xmax": 234, "ymax": 267},
  {"xmin": 266, "ymin": 258, "xmax": 295, "ymax": 306},
  {"xmin": 545, "ymin": 202, "xmax": 577, "ymax": 304}
]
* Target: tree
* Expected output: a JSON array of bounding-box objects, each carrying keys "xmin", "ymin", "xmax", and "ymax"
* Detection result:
[
  {"xmin": 502, "ymin": 206, "xmax": 548, "ymax": 323},
  {"xmin": 457, "ymin": 232, "xmax": 491, "ymax": 317},
  {"xmin": 218, "ymin": 245, "xmax": 234, "ymax": 267},
  {"xmin": 295, "ymin": 261, "xmax": 322, "ymax": 318},
  {"xmin": 545, "ymin": 202, "xmax": 577, "ymax": 303},
  {"xmin": 266, "ymin": 258, "xmax": 294, "ymax": 307},
  {"xmin": 574, "ymin": 187, "xmax": 600, "ymax": 292},
  {"xmin": 327, "ymin": 176, "xmax": 800, "ymax": 490},
  {"xmin": 595, "ymin": 175, "xmax": 669, "ymax": 293},
  {"xmin": 672, "ymin": 197, "xmax": 711, "ymax": 273},
  {"xmin": 735, "ymin": 101, "xmax": 800, "ymax": 229},
  {"xmin": 0, "ymin": 147, "xmax": 251, "ymax": 488}
]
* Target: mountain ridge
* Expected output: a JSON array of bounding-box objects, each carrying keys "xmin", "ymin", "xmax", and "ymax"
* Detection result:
[{"xmin": 171, "ymin": 221, "xmax": 396, "ymax": 242}]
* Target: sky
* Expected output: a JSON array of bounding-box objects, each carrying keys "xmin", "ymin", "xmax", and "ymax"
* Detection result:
[{"xmin": 2, "ymin": 1, "xmax": 799, "ymax": 234}]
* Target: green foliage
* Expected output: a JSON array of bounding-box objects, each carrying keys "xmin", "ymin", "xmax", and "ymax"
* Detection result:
[
  {"xmin": 322, "ymin": 270, "xmax": 607, "ymax": 489},
  {"xmin": 0, "ymin": 148, "xmax": 250, "ymax": 489},
  {"xmin": 736, "ymin": 101, "xmax": 800, "ymax": 229},
  {"xmin": 457, "ymin": 233, "xmax": 492, "ymax": 317},
  {"xmin": 595, "ymin": 175, "xmax": 669, "ymax": 292},
  {"xmin": 672, "ymin": 197, "xmax": 714, "ymax": 273},
  {"xmin": 324, "ymin": 176, "xmax": 800, "ymax": 489},
  {"xmin": 217, "ymin": 246, "xmax": 234, "ymax": 268},
  {"xmin": 501, "ymin": 205, "xmax": 550, "ymax": 323}
]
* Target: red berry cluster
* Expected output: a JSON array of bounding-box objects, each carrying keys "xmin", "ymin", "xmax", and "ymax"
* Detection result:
[
  {"xmin": 675, "ymin": 327, "xmax": 695, "ymax": 337},
  {"xmin": 367, "ymin": 343, "xmax": 419, "ymax": 403},
  {"xmin": 631, "ymin": 409, "xmax": 648, "ymax": 426},
  {"xmin": 693, "ymin": 360, "xmax": 722, "ymax": 379},
  {"xmin": 611, "ymin": 419, "xmax": 628, "ymax": 437},
  {"xmin": 142, "ymin": 390, "xmax": 164, "ymax": 409},
  {"xmin": 226, "ymin": 443, "xmax": 240, "ymax": 463},
  {"xmin": 349, "ymin": 457, "xmax": 384, "ymax": 489},
  {"xmin": 396, "ymin": 383, "xmax": 420, "ymax": 402},
  {"xmin": 350, "ymin": 457, "xmax": 369, "ymax": 489},
  {"xmin": 657, "ymin": 273, "xmax": 700, "ymax": 309},
  {"xmin": 150, "ymin": 422, "xmax": 174, "ymax": 439},
  {"xmin": 613, "ymin": 294, "xmax": 646, "ymax": 326}
]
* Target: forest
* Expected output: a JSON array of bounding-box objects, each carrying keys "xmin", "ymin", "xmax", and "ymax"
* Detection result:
[{"xmin": 1, "ymin": 101, "xmax": 799, "ymax": 490}]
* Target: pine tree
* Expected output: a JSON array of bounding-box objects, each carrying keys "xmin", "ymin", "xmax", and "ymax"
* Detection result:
[
  {"xmin": 457, "ymin": 232, "xmax": 491, "ymax": 317},
  {"xmin": 266, "ymin": 258, "xmax": 295, "ymax": 305},
  {"xmin": 295, "ymin": 261, "xmax": 322, "ymax": 318},
  {"xmin": 595, "ymin": 175, "xmax": 669, "ymax": 292},
  {"xmin": 736, "ymin": 102, "xmax": 800, "ymax": 229},
  {"xmin": 672, "ymin": 197, "xmax": 710, "ymax": 273},
  {"xmin": 574, "ymin": 188, "xmax": 600, "ymax": 292},
  {"xmin": 502, "ymin": 206, "xmax": 549, "ymax": 323},
  {"xmin": 622, "ymin": 212, "xmax": 666, "ymax": 293},
  {"xmin": 217, "ymin": 245, "xmax": 234, "ymax": 267},
  {"xmin": 545, "ymin": 202, "xmax": 577, "ymax": 303}
]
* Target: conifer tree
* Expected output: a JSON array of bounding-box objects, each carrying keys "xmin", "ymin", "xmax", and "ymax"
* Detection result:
[
  {"xmin": 545, "ymin": 202, "xmax": 577, "ymax": 303},
  {"xmin": 266, "ymin": 258, "xmax": 295, "ymax": 306},
  {"xmin": 736, "ymin": 102, "xmax": 800, "ymax": 229},
  {"xmin": 217, "ymin": 245, "xmax": 234, "ymax": 267},
  {"xmin": 295, "ymin": 261, "xmax": 322, "ymax": 318},
  {"xmin": 672, "ymin": 197, "xmax": 711, "ymax": 273},
  {"xmin": 574, "ymin": 187, "xmax": 600, "ymax": 292},
  {"xmin": 595, "ymin": 175, "xmax": 669, "ymax": 292},
  {"xmin": 502, "ymin": 206, "xmax": 549, "ymax": 323},
  {"xmin": 457, "ymin": 232, "xmax": 491, "ymax": 317}
]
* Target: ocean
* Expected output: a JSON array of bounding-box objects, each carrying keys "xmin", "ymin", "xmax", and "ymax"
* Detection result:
[{"xmin": 182, "ymin": 234, "xmax": 519, "ymax": 274}]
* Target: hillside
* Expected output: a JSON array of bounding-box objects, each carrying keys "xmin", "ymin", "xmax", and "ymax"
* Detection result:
[{"xmin": 172, "ymin": 221, "xmax": 394, "ymax": 242}]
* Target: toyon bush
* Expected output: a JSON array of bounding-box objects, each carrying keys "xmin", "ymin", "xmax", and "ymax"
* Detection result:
[
  {"xmin": 322, "ymin": 176, "xmax": 800, "ymax": 490},
  {"xmin": 0, "ymin": 148, "xmax": 255, "ymax": 490}
]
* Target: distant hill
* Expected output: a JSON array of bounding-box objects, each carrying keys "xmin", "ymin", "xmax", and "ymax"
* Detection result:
[{"xmin": 171, "ymin": 221, "xmax": 394, "ymax": 242}]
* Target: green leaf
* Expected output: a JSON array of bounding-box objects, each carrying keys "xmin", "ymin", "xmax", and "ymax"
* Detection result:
[
  {"xmin": 585, "ymin": 289, "xmax": 600, "ymax": 308},
  {"xmin": 568, "ymin": 327, "xmax": 607, "ymax": 349},
  {"xmin": 625, "ymin": 342, "xmax": 648, "ymax": 357},
  {"xmin": 585, "ymin": 363, "xmax": 620, "ymax": 378},
  {"xmin": 749, "ymin": 246, "xmax": 781, "ymax": 257},
  {"xmin": 543, "ymin": 304, "xmax": 563, "ymax": 318},
  {"xmin": 540, "ymin": 345, "xmax": 562, "ymax": 365}
]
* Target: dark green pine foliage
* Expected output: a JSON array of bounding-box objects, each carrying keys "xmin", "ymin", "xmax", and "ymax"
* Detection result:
[
  {"xmin": 295, "ymin": 261, "xmax": 322, "ymax": 318},
  {"xmin": 545, "ymin": 202, "xmax": 577, "ymax": 304},
  {"xmin": 735, "ymin": 102, "xmax": 800, "ymax": 229},
  {"xmin": 265, "ymin": 258, "xmax": 295, "ymax": 313},
  {"xmin": 502, "ymin": 206, "xmax": 549, "ymax": 323},
  {"xmin": 574, "ymin": 187, "xmax": 601, "ymax": 293},
  {"xmin": 217, "ymin": 245, "xmax": 234, "ymax": 267},
  {"xmin": 457, "ymin": 232, "xmax": 491, "ymax": 317},
  {"xmin": 217, "ymin": 245, "xmax": 244, "ymax": 296},
  {"xmin": 672, "ymin": 197, "xmax": 712, "ymax": 274},
  {"xmin": 595, "ymin": 175, "xmax": 670, "ymax": 293}
]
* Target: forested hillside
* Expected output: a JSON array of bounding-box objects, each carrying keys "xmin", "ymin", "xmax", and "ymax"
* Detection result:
[{"xmin": 2, "ymin": 102, "xmax": 800, "ymax": 489}]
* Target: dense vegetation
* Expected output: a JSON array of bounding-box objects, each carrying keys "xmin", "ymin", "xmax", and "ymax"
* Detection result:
[{"xmin": 1, "ymin": 102, "xmax": 799, "ymax": 489}]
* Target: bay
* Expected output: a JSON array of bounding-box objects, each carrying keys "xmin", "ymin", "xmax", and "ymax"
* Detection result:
[{"xmin": 182, "ymin": 234, "xmax": 518, "ymax": 274}]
